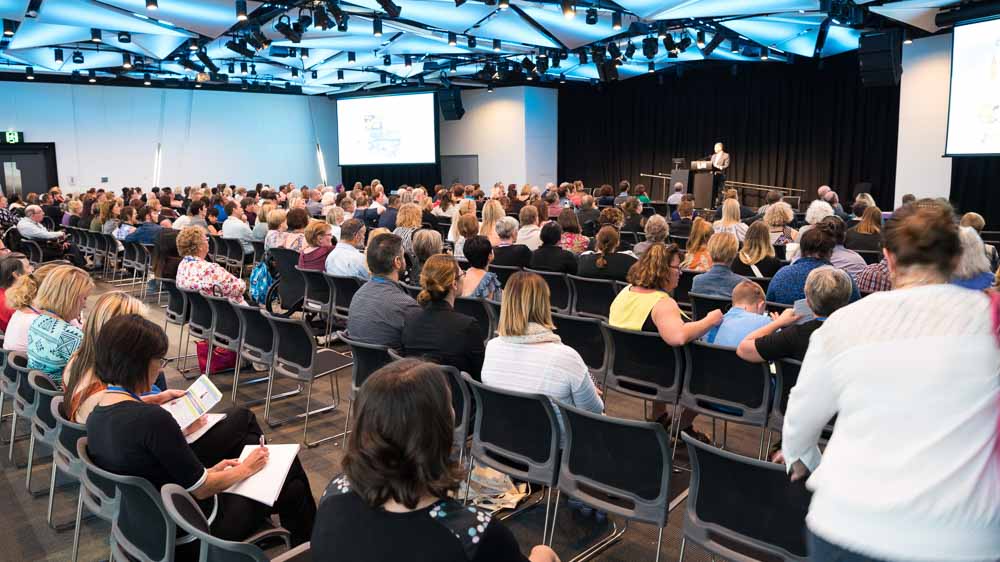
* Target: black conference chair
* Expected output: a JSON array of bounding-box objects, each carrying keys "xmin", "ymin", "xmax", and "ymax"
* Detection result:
[
  {"xmin": 669, "ymin": 235, "xmax": 688, "ymax": 250},
  {"xmin": 264, "ymin": 313, "xmax": 353, "ymax": 447},
  {"xmin": 0, "ymin": 349, "xmax": 14, "ymax": 445},
  {"xmin": 160, "ymin": 484, "xmax": 301, "ymax": 562},
  {"xmin": 525, "ymin": 268, "xmax": 573, "ymax": 313},
  {"xmin": 231, "ymin": 301, "xmax": 301, "ymax": 417},
  {"xmin": 680, "ymin": 433, "xmax": 811, "ymax": 562},
  {"xmin": 856, "ymin": 249, "xmax": 882, "ymax": 265},
  {"xmin": 205, "ymin": 294, "xmax": 259, "ymax": 404},
  {"xmin": 747, "ymin": 276, "xmax": 771, "ymax": 293},
  {"xmin": 454, "ymin": 296, "xmax": 495, "ymax": 343},
  {"xmin": 27, "ymin": 372, "xmax": 62, "ymax": 501},
  {"xmin": 10, "ymin": 352, "xmax": 37, "ymax": 471},
  {"xmin": 555, "ymin": 403, "xmax": 674, "ymax": 562},
  {"xmin": 401, "ymin": 282, "xmax": 421, "ymax": 299},
  {"xmin": 773, "ymin": 244, "xmax": 787, "ymax": 260},
  {"xmin": 297, "ymin": 266, "xmax": 334, "ymax": 339},
  {"xmin": 335, "ymin": 331, "xmax": 394, "ymax": 448},
  {"xmin": 180, "ymin": 288, "xmax": 216, "ymax": 379},
  {"xmin": 160, "ymin": 279, "xmax": 196, "ymax": 372},
  {"xmin": 324, "ymin": 274, "xmax": 364, "ymax": 326},
  {"xmin": 267, "ymin": 247, "xmax": 305, "ymax": 316},
  {"xmin": 221, "ymin": 238, "xmax": 253, "ymax": 275},
  {"xmin": 51, "ymin": 396, "xmax": 89, "ymax": 562},
  {"xmin": 673, "ymin": 269, "xmax": 697, "ymax": 311},
  {"xmin": 251, "ymin": 240, "xmax": 266, "ymax": 265},
  {"xmin": 765, "ymin": 301, "xmax": 792, "ymax": 315},
  {"xmin": 488, "ymin": 264, "xmax": 521, "ymax": 287},
  {"xmin": 680, "ymin": 341, "xmax": 773, "ymax": 458},
  {"xmin": 552, "ymin": 313, "xmax": 607, "ymax": 387},
  {"xmin": 600, "ymin": 323, "xmax": 685, "ymax": 426},
  {"xmin": 76, "ymin": 437, "xmax": 121, "ymax": 561},
  {"xmin": 688, "ymin": 292, "xmax": 732, "ymax": 321},
  {"xmin": 768, "ymin": 359, "xmax": 835, "ymax": 452},
  {"xmin": 463, "ymin": 375, "xmax": 562, "ymax": 546},
  {"xmin": 568, "ymin": 274, "xmax": 618, "ymax": 319},
  {"xmin": 5, "ymin": 351, "xmax": 28, "ymax": 465}
]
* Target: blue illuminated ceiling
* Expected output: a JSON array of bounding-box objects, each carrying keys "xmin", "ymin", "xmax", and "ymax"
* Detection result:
[{"xmin": 0, "ymin": 0, "xmax": 957, "ymax": 94}]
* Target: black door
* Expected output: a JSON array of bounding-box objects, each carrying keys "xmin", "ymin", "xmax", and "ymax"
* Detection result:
[{"xmin": 0, "ymin": 143, "xmax": 59, "ymax": 199}]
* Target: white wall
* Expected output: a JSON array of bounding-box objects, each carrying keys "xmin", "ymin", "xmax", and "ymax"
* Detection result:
[
  {"xmin": 0, "ymin": 81, "xmax": 340, "ymax": 190},
  {"xmin": 438, "ymin": 86, "xmax": 557, "ymax": 186},
  {"xmin": 895, "ymin": 34, "xmax": 953, "ymax": 207}
]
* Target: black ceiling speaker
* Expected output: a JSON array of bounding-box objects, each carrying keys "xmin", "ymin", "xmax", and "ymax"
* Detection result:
[
  {"xmin": 439, "ymin": 87, "xmax": 464, "ymax": 120},
  {"xmin": 858, "ymin": 29, "xmax": 902, "ymax": 87}
]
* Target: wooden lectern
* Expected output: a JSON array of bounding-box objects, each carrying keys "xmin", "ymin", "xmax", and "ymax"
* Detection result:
[{"xmin": 690, "ymin": 161, "xmax": 714, "ymax": 209}]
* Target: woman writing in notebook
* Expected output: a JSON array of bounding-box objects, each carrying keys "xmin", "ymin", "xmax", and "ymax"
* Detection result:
[{"xmin": 84, "ymin": 315, "xmax": 316, "ymax": 559}]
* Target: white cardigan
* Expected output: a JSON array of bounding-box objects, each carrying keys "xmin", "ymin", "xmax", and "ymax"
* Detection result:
[{"xmin": 783, "ymin": 284, "xmax": 1000, "ymax": 561}]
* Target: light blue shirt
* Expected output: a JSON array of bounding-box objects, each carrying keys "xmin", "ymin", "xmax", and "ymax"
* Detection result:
[
  {"xmin": 324, "ymin": 243, "xmax": 370, "ymax": 280},
  {"xmin": 705, "ymin": 307, "xmax": 771, "ymax": 347},
  {"xmin": 221, "ymin": 217, "xmax": 254, "ymax": 254}
]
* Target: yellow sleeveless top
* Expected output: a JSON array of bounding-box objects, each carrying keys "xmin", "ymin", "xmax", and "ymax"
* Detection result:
[{"xmin": 608, "ymin": 286, "xmax": 672, "ymax": 331}]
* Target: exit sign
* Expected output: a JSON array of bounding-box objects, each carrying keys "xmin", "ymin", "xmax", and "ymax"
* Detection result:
[{"xmin": 1, "ymin": 131, "xmax": 24, "ymax": 144}]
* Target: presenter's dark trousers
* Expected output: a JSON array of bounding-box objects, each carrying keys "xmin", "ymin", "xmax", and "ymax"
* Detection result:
[{"xmin": 711, "ymin": 172, "xmax": 726, "ymax": 205}]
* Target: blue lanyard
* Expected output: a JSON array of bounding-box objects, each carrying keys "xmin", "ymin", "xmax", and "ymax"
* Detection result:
[
  {"xmin": 371, "ymin": 276, "xmax": 390, "ymax": 284},
  {"xmin": 106, "ymin": 385, "xmax": 143, "ymax": 401}
]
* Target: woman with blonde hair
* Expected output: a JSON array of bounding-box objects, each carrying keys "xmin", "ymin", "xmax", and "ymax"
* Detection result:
[
  {"xmin": 264, "ymin": 208, "xmax": 288, "ymax": 251},
  {"xmin": 447, "ymin": 199, "xmax": 477, "ymax": 243},
  {"xmin": 27, "ymin": 266, "xmax": 95, "ymax": 385},
  {"xmin": 63, "ymin": 199, "xmax": 83, "ymax": 228},
  {"xmin": 764, "ymin": 201, "xmax": 798, "ymax": 244},
  {"xmin": 400, "ymin": 254, "xmax": 486, "ymax": 380},
  {"xmin": 453, "ymin": 214, "xmax": 479, "ymax": 259},
  {"xmin": 479, "ymin": 200, "xmax": 504, "ymax": 246},
  {"xmin": 713, "ymin": 198, "xmax": 748, "ymax": 242},
  {"xmin": 733, "ymin": 221, "xmax": 783, "ymax": 278},
  {"xmin": 326, "ymin": 206, "xmax": 346, "ymax": 240},
  {"xmin": 252, "ymin": 201, "xmax": 275, "ymax": 240},
  {"xmin": 681, "ymin": 217, "xmax": 713, "ymax": 271},
  {"xmin": 481, "ymin": 271, "xmax": 603, "ymax": 435},
  {"xmin": 845, "ymin": 205, "xmax": 882, "ymax": 252},
  {"xmin": 952, "ymin": 226, "xmax": 994, "ymax": 291},
  {"xmin": 3, "ymin": 262, "xmax": 62, "ymax": 352},
  {"xmin": 393, "ymin": 203, "xmax": 423, "ymax": 254}
]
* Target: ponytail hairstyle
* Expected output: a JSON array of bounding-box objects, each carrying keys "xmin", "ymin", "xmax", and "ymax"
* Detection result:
[
  {"xmin": 5, "ymin": 262, "xmax": 62, "ymax": 310},
  {"xmin": 417, "ymin": 254, "xmax": 460, "ymax": 305},
  {"xmin": 595, "ymin": 226, "xmax": 620, "ymax": 269}
]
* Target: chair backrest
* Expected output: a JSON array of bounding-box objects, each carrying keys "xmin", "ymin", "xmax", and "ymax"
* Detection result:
[
  {"xmin": 77, "ymin": 437, "xmax": 179, "ymax": 561},
  {"xmin": 772, "ymin": 244, "xmax": 787, "ymax": 261},
  {"xmin": 205, "ymin": 294, "xmax": 241, "ymax": 349},
  {"xmin": 182, "ymin": 288, "xmax": 214, "ymax": 337},
  {"xmin": 51, "ymin": 396, "xmax": 87, "ymax": 478},
  {"xmin": 160, "ymin": 279, "xmax": 188, "ymax": 325},
  {"xmin": 264, "ymin": 312, "xmax": 318, "ymax": 379},
  {"xmin": 401, "ymin": 283, "xmax": 422, "ymax": 299},
  {"xmin": 682, "ymin": 433, "xmax": 811, "ymax": 561},
  {"xmin": 769, "ymin": 358, "xmax": 802, "ymax": 431},
  {"xmin": 269, "ymin": 247, "xmax": 305, "ymax": 308},
  {"xmin": 325, "ymin": 274, "xmax": 363, "ymax": 316},
  {"xmin": 225, "ymin": 300, "xmax": 268, "ymax": 355},
  {"xmin": 161, "ymin": 484, "xmax": 268, "ymax": 562},
  {"xmin": 552, "ymin": 313, "xmax": 607, "ymax": 375},
  {"xmin": 222, "ymin": 238, "xmax": 246, "ymax": 265},
  {"xmin": 669, "ymin": 235, "xmax": 688, "ymax": 249},
  {"xmin": 10, "ymin": 351, "xmax": 35, "ymax": 410},
  {"xmin": 251, "ymin": 240, "xmax": 266, "ymax": 263},
  {"xmin": 454, "ymin": 296, "xmax": 494, "ymax": 343},
  {"xmin": 747, "ymin": 276, "xmax": 771, "ymax": 294},
  {"xmin": 488, "ymin": 264, "xmax": 521, "ymax": 287},
  {"xmin": 673, "ymin": 269, "xmax": 697, "ymax": 309},
  {"xmin": 557, "ymin": 403, "xmax": 672, "ymax": 527},
  {"xmin": 336, "ymin": 331, "xmax": 392, "ymax": 394},
  {"xmin": 27, "ymin": 370, "xmax": 60, "ymax": 440},
  {"xmin": 441, "ymin": 366, "xmax": 472, "ymax": 451},
  {"xmin": 76, "ymin": 436, "xmax": 120, "ymax": 523},
  {"xmin": 568, "ymin": 275, "xmax": 618, "ymax": 319},
  {"xmin": 296, "ymin": 266, "xmax": 332, "ymax": 314},
  {"xmin": 856, "ymin": 249, "xmax": 881, "ymax": 265},
  {"xmin": 689, "ymin": 292, "xmax": 732, "ymax": 321},
  {"xmin": 525, "ymin": 268, "xmax": 572, "ymax": 313},
  {"xmin": 463, "ymin": 374, "xmax": 561, "ymax": 486},
  {"xmin": 601, "ymin": 323, "xmax": 684, "ymax": 403},
  {"xmin": 765, "ymin": 301, "xmax": 791, "ymax": 315},
  {"xmin": 681, "ymin": 341, "xmax": 772, "ymax": 426}
]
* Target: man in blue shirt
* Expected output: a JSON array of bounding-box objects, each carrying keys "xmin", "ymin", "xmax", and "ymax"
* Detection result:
[
  {"xmin": 706, "ymin": 280, "xmax": 771, "ymax": 347},
  {"xmin": 124, "ymin": 205, "xmax": 164, "ymax": 246},
  {"xmin": 325, "ymin": 219, "xmax": 369, "ymax": 280},
  {"xmin": 766, "ymin": 225, "xmax": 860, "ymax": 304},
  {"xmin": 691, "ymin": 232, "xmax": 745, "ymax": 298}
]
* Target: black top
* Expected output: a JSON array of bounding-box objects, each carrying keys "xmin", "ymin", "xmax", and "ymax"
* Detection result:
[
  {"xmin": 576, "ymin": 208, "xmax": 600, "ymax": 228},
  {"xmin": 622, "ymin": 214, "xmax": 644, "ymax": 233},
  {"xmin": 578, "ymin": 252, "xmax": 637, "ymax": 282},
  {"xmin": 43, "ymin": 204, "xmax": 64, "ymax": 224},
  {"xmin": 754, "ymin": 319, "xmax": 824, "ymax": 362},
  {"xmin": 586, "ymin": 236, "xmax": 634, "ymax": 253},
  {"xmin": 597, "ymin": 195, "xmax": 616, "ymax": 207},
  {"xmin": 422, "ymin": 210, "xmax": 437, "ymax": 228},
  {"xmin": 669, "ymin": 218, "xmax": 692, "ymax": 239},
  {"xmin": 68, "ymin": 215, "xmax": 81, "ymax": 228},
  {"xmin": 492, "ymin": 244, "xmax": 532, "ymax": 268},
  {"xmin": 508, "ymin": 199, "xmax": 525, "ymax": 215},
  {"xmin": 844, "ymin": 229, "xmax": 881, "ymax": 252},
  {"xmin": 313, "ymin": 475, "xmax": 529, "ymax": 562},
  {"xmin": 731, "ymin": 256, "xmax": 783, "ymax": 278},
  {"xmin": 713, "ymin": 204, "xmax": 755, "ymax": 220},
  {"xmin": 401, "ymin": 301, "xmax": 485, "ymax": 381},
  {"xmin": 86, "ymin": 400, "xmax": 205, "ymax": 491},
  {"xmin": 530, "ymin": 245, "xmax": 578, "ymax": 275}
]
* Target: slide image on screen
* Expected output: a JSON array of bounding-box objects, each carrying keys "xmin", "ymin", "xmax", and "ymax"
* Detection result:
[
  {"xmin": 337, "ymin": 92, "xmax": 437, "ymax": 165},
  {"xmin": 946, "ymin": 17, "xmax": 1000, "ymax": 155}
]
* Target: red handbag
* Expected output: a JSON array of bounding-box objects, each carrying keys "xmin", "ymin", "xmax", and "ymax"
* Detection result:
[{"xmin": 196, "ymin": 340, "xmax": 238, "ymax": 374}]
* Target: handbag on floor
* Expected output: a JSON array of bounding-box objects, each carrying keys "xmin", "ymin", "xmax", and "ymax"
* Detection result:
[{"xmin": 196, "ymin": 340, "xmax": 238, "ymax": 374}]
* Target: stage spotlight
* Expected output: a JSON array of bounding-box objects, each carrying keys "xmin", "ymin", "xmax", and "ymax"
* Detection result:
[
  {"xmin": 291, "ymin": 67, "xmax": 299, "ymax": 77},
  {"xmin": 240, "ymin": 61, "xmax": 248, "ymax": 74},
  {"xmin": 467, "ymin": 36, "xmax": 476, "ymax": 48},
  {"xmin": 313, "ymin": 6, "xmax": 330, "ymax": 30},
  {"xmin": 607, "ymin": 42, "xmax": 621, "ymax": 60},
  {"xmin": 118, "ymin": 31, "xmax": 131, "ymax": 43},
  {"xmin": 87, "ymin": 69, "xmax": 97, "ymax": 83},
  {"xmin": 551, "ymin": 56, "xmax": 560, "ymax": 68},
  {"xmin": 197, "ymin": 48, "xmax": 219, "ymax": 73},
  {"xmin": 642, "ymin": 37, "xmax": 658, "ymax": 59},
  {"xmin": 189, "ymin": 39, "xmax": 200, "ymax": 51},
  {"xmin": 380, "ymin": 73, "xmax": 387, "ymax": 83},
  {"xmin": 236, "ymin": 0, "xmax": 247, "ymax": 21},
  {"xmin": 578, "ymin": 50, "xmax": 587, "ymax": 64},
  {"xmin": 226, "ymin": 39, "xmax": 256, "ymax": 58},
  {"xmin": 677, "ymin": 36, "xmax": 691, "ymax": 52},
  {"xmin": 493, "ymin": 39, "xmax": 501, "ymax": 51},
  {"xmin": 624, "ymin": 41, "xmax": 636, "ymax": 59},
  {"xmin": 372, "ymin": 16, "xmax": 382, "ymax": 37},
  {"xmin": 3, "ymin": 19, "xmax": 18, "ymax": 37},
  {"xmin": 337, "ymin": 14, "xmax": 349, "ymax": 32},
  {"xmin": 312, "ymin": 70, "xmax": 318, "ymax": 79},
  {"xmin": 585, "ymin": 8, "xmax": 598, "ymax": 25},
  {"xmin": 241, "ymin": 79, "xmax": 248, "ymax": 90},
  {"xmin": 499, "ymin": 0, "xmax": 509, "ymax": 9},
  {"xmin": 663, "ymin": 34, "xmax": 675, "ymax": 53},
  {"xmin": 521, "ymin": 56, "xmax": 535, "ymax": 73},
  {"xmin": 696, "ymin": 30, "xmax": 705, "ymax": 49},
  {"xmin": 383, "ymin": 54, "xmax": 391, "ymax": 65},
  {"xmin": 54, "ymin": 48, "xmax": 64, "ymax": 64},
  {"xmin": 228, "ymin": 62, "xmax": 235, "ymax": 73},
  {"xmin": 730, "ymin": 37, "xmax": 739, "ymax": 53},
  {"xmin": 377, "ymin": 0, "xmax": 401, "ymax": 18},
  {"xmin": 25, "ymin": 66, "xmax": 34, "ymax": 79},
  {"xmin": 667, "ymin": 50, "xmax": 677, "ymax": 59},
  {"xmin": 536, "ymin": 57, "xmax": 548, "ymax": 73},
  {"xmin": 760, "ymin": 46, "xmax": 769, "ymax": 60},
  {"xmin": 250, "ymin": 63, "xmax": 257, "ymax": 76},
  {"xmin": 122, "ymin": 53, "xmax": 132, "ymax": 68},
  {"xmin": 275, "ymin": 15, "xmax": 302, "ymax": 43},
  {"xmin": 300, "ymin": 47, "xmax": 309, "ymax": 59},
  {"xmin": 404, "ymin": 54, "xmax": 411, "ymax": 67},
  {"xmin": 195, "ymin": 82, "xmax": 201, "ymax": 88},
  {"xmin": 648, "ymin": 61, "xmax": 654, "ymax": 73},
  {"xmin": 449, "ymin": 61, "xmax": 457, "ymax": 73},
  {"xmin": 89, "ymin": 28, "xmax": 102, "ymax": 42},
  {"xmin": 448, "ymin": 32, "xmax": 457, "ymax": 46},
  {"xmin": 146, "ymin": 0, "xmax": 157, "ymax": 9},
  {"xmin": 253, "ymin": 27, "xmax": 271, "ymax": 48},
  {"xmin": 25, "ymin": 0, "xmax": 43, "ymax": 18},
  {"xmin": 558, "ymin": 73, "xmax": 565, "ymax": 83},
  {"xmin": 71, "ymin": 70, "xmax": 80, "ymax": 81},
  {"xmin": 612, "ymin": 11, "xmax": 622, "ymax": 30},
  {"xmin": 143, "ymin": 73, "xmax": 152, "ymax": 85},
  {"xmin": 561, "ymin": 0, "xmax": 574, "ymax": 18},
  {"xmin": 246, "ymin": 34, "xmax": 263, "ymax": 50},
  {"xmin": 297, "ymin": 12, "xmax": 312, "ymax": 30},
  {"xmin": 656, "ymin": 23, "xmax": 666, "ymax": 39},
  {"xmin": 487, "ymin": 83, "xmax": 494, "ymax": 92},
  {"xmin": 72, "ymin": 50, "xmax": 84, "ymax": 64},
  {"xmin": 903, "ymin": 30, "xmax": 913, "ymax": 45}
]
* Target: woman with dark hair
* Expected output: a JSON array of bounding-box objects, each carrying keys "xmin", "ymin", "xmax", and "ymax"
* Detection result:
[
  {"xmin": 766, "ymin": 223, "xmax": 860, "ymax": 304},
  {"xmin": 578, "ymin": 226, "xmax": 636, "ymax": 282},
  {"xmin": 557, "ymin": 208, "xmax": 589, "ymax": 254},
  {"xmin": 313, "ymin": 359, "xmax": 557, "ymax": 562},
  {"xmin": 597, "ymin": 184, "xmax": 616, "ymax": 207},
  {"xmin": 530, "ymin": 222, "xmax": 578, "ymax": 274},
  {"xmin": 0, "ymin": 252, "xmax": 29, "ymax": 331},
  {"xmin": 459, "ymin": 235, "xmax": 501, "ymax": 300},
  {"xmin": 402, "ymin": 255, "xmax": 485, "ymax": 380},
  {"xmin": 781, "ymin": 200, "xmax": 1000, "ymax": 562},
  {"xmin": 277, "ymin": 208, "xmax": 309, "ymax": 251},
  {"xmin": 86, "ymin": 315, "xmax": 316, "ymax": 557},
  {"xmin": 620, "ymin": 197, "xmax": 645, "ymax": 233}
]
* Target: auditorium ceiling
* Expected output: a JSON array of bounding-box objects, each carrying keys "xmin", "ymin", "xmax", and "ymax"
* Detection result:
[{"xmin": 0, "ymin": 0, "xmax": 962, "ymax": 94}]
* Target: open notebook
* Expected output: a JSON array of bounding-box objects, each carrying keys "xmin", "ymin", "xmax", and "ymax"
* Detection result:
[
  {"xmin": 162, "ymin": 375, "xmax": 222, "ymax": 430},
  {"xmin": 225, "ymin": 444, "xmax": 301, "ymax": 507}
]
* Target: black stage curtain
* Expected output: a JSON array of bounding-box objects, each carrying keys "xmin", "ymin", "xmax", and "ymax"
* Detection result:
[
  {"xmin": 950, "ymin": 157, "xmax": 1000, "ymax": 227},
  {"xmin": 557, "ymin": 53, "xmax": 900, "ymax": 209},
  {"xmin": 340, "ymin": 163, "xmax": 441, "ymax": 190}
]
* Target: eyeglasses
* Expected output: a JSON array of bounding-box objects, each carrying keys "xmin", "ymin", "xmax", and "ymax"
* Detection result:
[{"xmin": 159, "ymin": 358, "xmax": 170, "ymax": 371}]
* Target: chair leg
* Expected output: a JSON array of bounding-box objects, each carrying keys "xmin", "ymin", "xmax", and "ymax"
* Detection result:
[
  {"xmin": 541, "ymin": 487, "xmax": 552, "ymax": 547},
  {"xmin": 205, "ymin": 341, "xmax": 214, "ymax": 378},
  {"xmin": 678, "ymin": 537, "xmax": 686, "ymax": 561},
  {"xmin": 758, "ymin": 427, "xmax": 767, "ymax": 460},
  {"xmin": 7, "ymin": 412, "xmax": 16, "ymax": 462},
  {"xmin": 339, "ymin": 400, "xmax": 353, "ymax": 448},
  {"xmin": 263, "ymin": 363, "xmax": 276, "ymax": 425},
  {"xmin": 463, "ymin": 457, "xmax": 475, "ymax": 505},
  {"xmin": 547, "ymin": 489, "xmax": 560, "ymax": 547},
  {"xmin": 46, "ymin": 462, "xmax": 58, "ymax": 525},
  {"xmin": 71, "ymin": 487, "xmax": 83, "ymax": 562},
  {"xmin": 25, "ymin": 433, "xmax": 35, "ymax": 490},
  {"xmin": 301, "ymin": 380, "xmax": 314, "ymax": 446},
  {"xmin": 231, "ymin": 343, "xmax": 244, "ymax": 405},
  {"xmin": 765, "ymin": 430, "xmax": 774, "ymax": 455},
  {"xmin": 654, "ymin": 525, "xmax": 664, "ymax": 562},
  {"xmin": 722, "ymin": 420, "xmax": 728, "ymax": 450}
]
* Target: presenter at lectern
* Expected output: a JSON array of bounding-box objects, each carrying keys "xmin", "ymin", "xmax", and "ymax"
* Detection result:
[{"xmin": 710, "ymin": 142, "xmax": 729, "ymax": 204}]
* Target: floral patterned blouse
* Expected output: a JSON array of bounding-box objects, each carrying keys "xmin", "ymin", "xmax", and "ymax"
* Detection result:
[
  {"xmin": 682, "ymin": 249, "xmax": 712, "ymax": 272},
  {"xmin": 176, "ymin": 256, "xmax": 246, "ymax": 304},
  {"xmin": 559, "ymin": 232, "xmax": 590, "ymax": 254}
]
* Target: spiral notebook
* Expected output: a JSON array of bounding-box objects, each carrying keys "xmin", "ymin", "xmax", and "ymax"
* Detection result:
[{"xmin": 225, "ymin": 444, "xmax": 301, "ymax": 507}]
